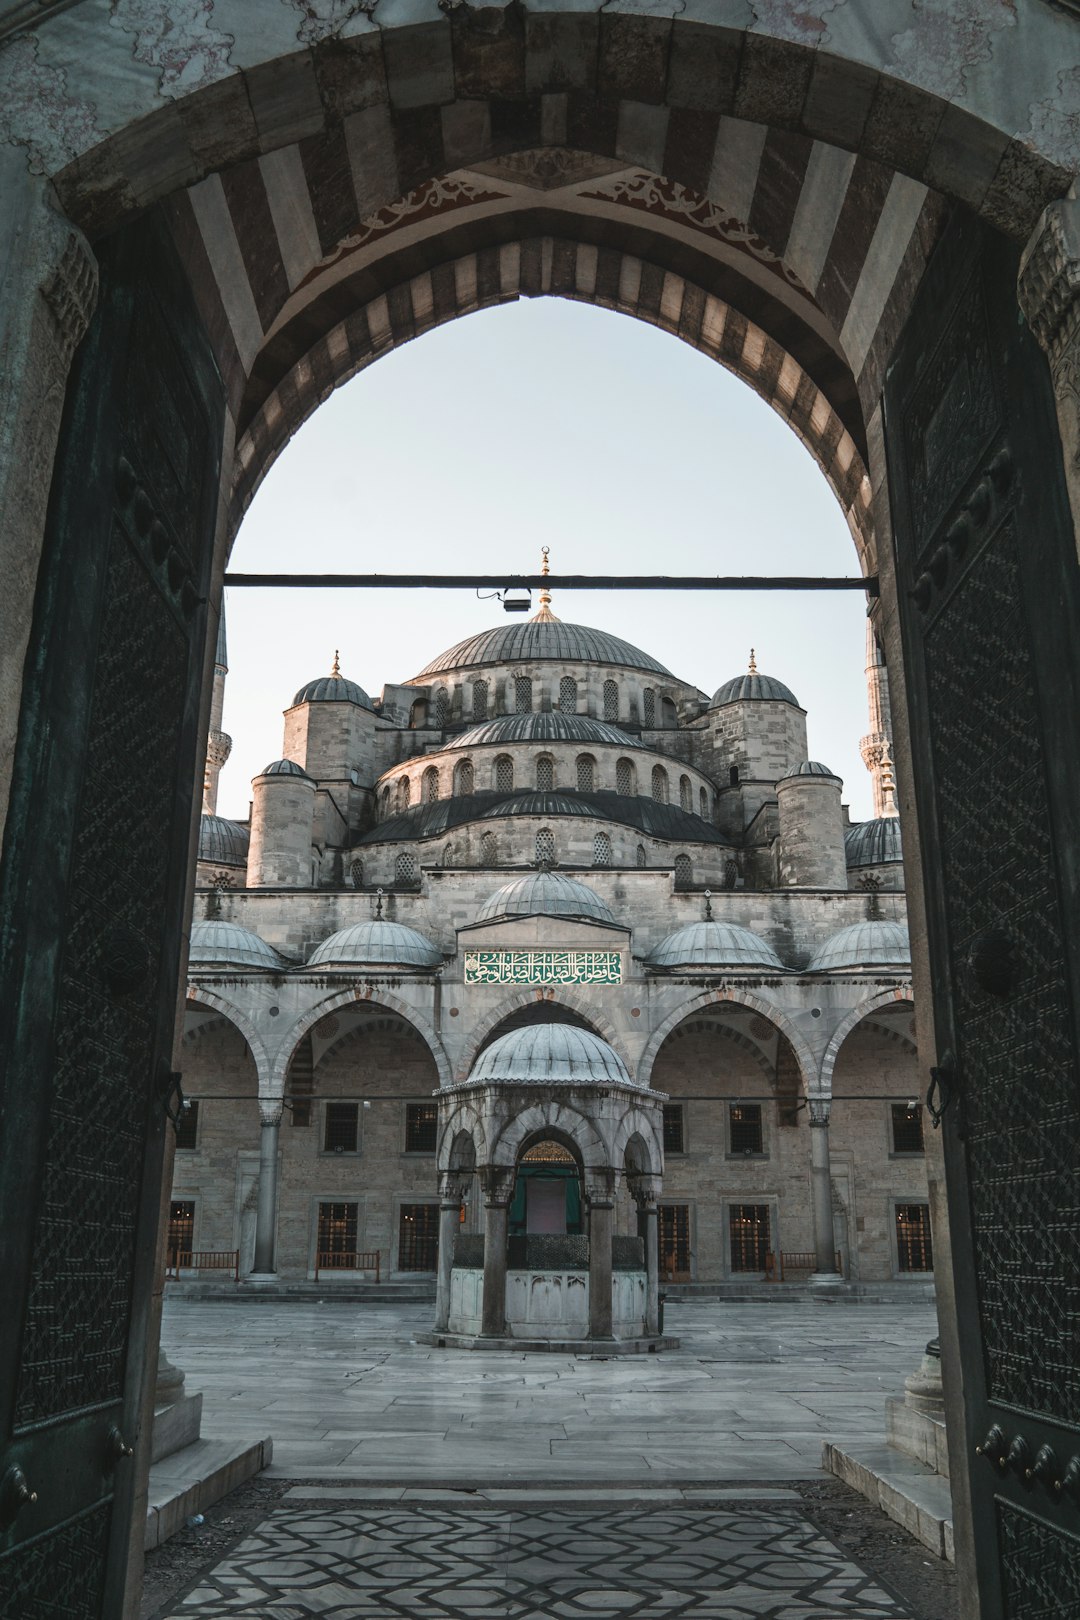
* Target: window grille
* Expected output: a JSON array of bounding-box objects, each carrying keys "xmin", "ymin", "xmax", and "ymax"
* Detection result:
[
  {"xmin": 350, "ymin": 858, "xmax": 364, "ymax": 889},
  {"xmin": 603, "ymin": 679, "xmax": 619, "ymax": 721},
  {"xmin": 536, "ymin": 755, "xmax": 554, "ymax": 792},
  {"xmin": 175, "ymin": 1098, "xmax": 199, "ymax": 1151},
  {"xmin": 896, "ymin": 1203, "xmax": 933, "ymax": 1271},
  {"xmin": 398, "ymin": 777, "xmax": 411, "ymax": 810},
  {"xmin": 891, "ymin": 1103, "xmax": 925, "ymax": 1154},
  {"xmin": 168, "ymin": 1200, "xmax": 195, "ymax": 1263},
  {"xmin": 662, "ymin": 1105, "xmax": 684, "ymax": 1154},
  {"xmin": 576, "ymin": 754, "xmax": 595, "ymax": 793},
  {"xmin": 405, "ymin": 1103, "xmax": 439, "ymax": 1153},
  {"xmin": 674, "ymin": 853, "xmax": 691, "ymax": 888},
  {"xmin": 616, "ymin": 758, "xmax": 634, "ymax": 796},
  {"xmin": 515, "ymin": 675, "xmax": 532, "ymax": 713},
  {"xmin": 472, "ymin": 679, "xmax": 488, "ymax": 721},
  {"xmin": 559, "ymin": 676, "xmax": 577, "ymax": 712},
  {"xmin": 324, "ymin": 1101, "xmax": 359, "ymax": 1153},
  {"xmin": 455, "ymin": 759, "xmax": 474, "ymax": 796},
  {"xmin": 495, "ymin": 755, "xmax": 513, "ymax": 793},
  {"xmin": 318, "ymin": 1201, "xmax": 358, "ymax": 1257},
  {"xmin": 659, "ymin": 1204, "xmax": 691, "ymax": 1281},
  {"xmin": 652, "ymin": 765, "xmax": 668, "ymax": 803},
  {"xmin": 729, "ymin": 1203, "xmax": 770, "ymax": 1272},
  {"xmin": 536, "ymin": 828, "xmax": 556, "ymax": 865},
  {"xmin": 480, "ymin": 832, "xmax": 497, "ymax": 864},
  {"xmin": 729, "ymin": 1103, "xmax": 763, "ymax": 1155},
  {"xmin": 593, "ymin": 832, "xmax": 612, "ymax": 867},
  {"xmin": 680, "ymin": 775, "xmax": 692, "ymax": 812},
  {"xmin": 399, "ymin": 1203, "xmax": 439, "ymax": 1270},
  {"xmin": 724, "ymin": 858, "xmax": 739, "ymax": 890},
  {"xmin": 422, "ymin": 766, "xmax": 439, "ymax": 802},
  {"xmin": 433, "ymin": 688, "xmax": 448, "ymax": 729},
  {"xmin": 643, "ymin": 688, "xmax": 656, "ymax": 727},
  {"xmin": 636, "ymin": 844, "xmax": 646, "ymax": 868},
  {"xmin": 699, "ymin": 787, "xmax": 709, "ymax": 819},
  {"xmin": 396, "ymin": 851, "xmax": 417, "ymax": 884}
]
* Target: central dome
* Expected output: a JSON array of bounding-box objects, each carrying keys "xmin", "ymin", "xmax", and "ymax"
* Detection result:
[
  {"xmin": 413, "ymin": 618, "xmax": 673, "ymax": 679},
  {"xmin": 450, "ymin": 713, "xmax": 647, "ymax": 750},
  {"xmin": 469, "ymin": 1023, "xmax": 634, "ymax": 1086},
  {"xmin": 476, "ymin": 870, "xmax": 616, "ymax": 926}
]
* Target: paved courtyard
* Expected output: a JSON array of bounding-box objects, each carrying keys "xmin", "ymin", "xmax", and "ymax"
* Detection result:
[{"xmin": 161, "ymin": 1297, "xmax": 937, "ymax": 1481}]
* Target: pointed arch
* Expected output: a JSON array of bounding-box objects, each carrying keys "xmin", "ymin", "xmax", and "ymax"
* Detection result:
[
  {"xmin": 638, "ymin": 988, "xmax": 818, "ymax": 1094},
  {"xmin": 269, "ymin": 986, "xmax": 452, "ymax": 1097},
  {"xmin": 185, "ymin": 986, "xmax": 272, "ymax": 1093},
  {"xmin": 491, "ymin": 1099, "xmax": 608, "ymax": 1171},
  {"xmin": 819, "ymin": 986, "xmax": 915, "ymax": 1100},
  {"xmin": 455, "ymin": 989, "xmax": 629, "ymax": 1081}
]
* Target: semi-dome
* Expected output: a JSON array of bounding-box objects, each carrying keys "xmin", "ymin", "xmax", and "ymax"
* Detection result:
[
  {"xmin": 808, "ymin": 919, "xmax": 911, "ymax": 972},
  {"xmin": 292, "ymin": 673, "xmax": 374, "ymax": 710},
  {"xmin": 469, "ymin": 1023, "xmax": 634, "ymax": 1086},
  {"xmin": 778, "ymin": 760, "xmax": 840, "ymax": 783},
  {"xmin": 845, "ymin": 817, "xmax": 903, "ymax": 868},
  {"xmin": 259, "ymin": 758, "xmax": 312, "ymax": 778},
  {"xmin": 476, "ymin": 870, "xmax": 616, "ymax": 926},
  {"xmin": 645, "ymin": 921, "xmax": 786, "ymax": 972},
  {"xmin": 189, "ymin": 920, "xmax": 286, "ymax": 970},
  {"xmin": 450, "ymin": 713, "xmax": 647, "ymax": 750},
  {"xmin": 198, "ymin": 814, "xmax": 249, "ymax": 866},
  {"xmin": 711, "ymin": 672, "xmax": 799, "ymax": 707},
  {"xmin": 308, "ymin": 919, "xmax": 443, "ymax": 969},
  {"xmin": 413, "ymin": 618, "xmax": 673, "ymax": 679}
]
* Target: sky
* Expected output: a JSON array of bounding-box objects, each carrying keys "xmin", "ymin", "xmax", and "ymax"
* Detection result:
[{"xmin": 217, "ymin": 297, "xmax": 875, "ymax": 824}]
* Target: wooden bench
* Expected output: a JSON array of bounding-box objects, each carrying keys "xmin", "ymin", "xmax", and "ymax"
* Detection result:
[
  {"xmin": 765, "ymin": 1250, "xmax": 842, "ymax": 1281},
  {"xmin": 314, "ymin": 1250, "xmax": 381, "ymax": 1282},
  {"xmin": 166, "ymin": 1249, "xmax": 239, "ymax": 1282}
]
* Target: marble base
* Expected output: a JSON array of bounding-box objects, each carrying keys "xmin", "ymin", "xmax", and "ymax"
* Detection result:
[
  {"xmin": 418, "ymin": 1330, "xmax": 679, "ymax": 1354},
  {"xmin": 151, "ymin": 1392, "xmax": 204, "ymax": 1465},
  {"xmin": 448, "ymin": 1266, "xmax": 648, "ymax": 1341}
]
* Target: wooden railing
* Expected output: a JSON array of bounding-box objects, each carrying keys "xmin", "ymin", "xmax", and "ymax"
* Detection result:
[
  {"xmin": 314, "ymin": 1250, "xmax": 381, "ymax": 1282},
  {"xmin": 765, "ymin": 1250, "xmax": 842, "ymax": 1281},
  {"xmin": 166, "ymin": 1249, "xmax": 239, "ymax": 1281}
]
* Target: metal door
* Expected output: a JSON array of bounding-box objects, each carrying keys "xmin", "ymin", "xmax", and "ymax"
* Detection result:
[
  {"xmin": 0, "ymin": 215, "xmax": 223, "ymax": 1616},
  {"xmin": 886, "ymin": 209, "xmax": 1080, "ymax": 1612}
]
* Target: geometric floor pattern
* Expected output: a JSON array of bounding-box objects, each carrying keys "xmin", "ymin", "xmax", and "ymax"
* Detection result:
[{"xmin": 157, "ymin": 1503, "xmax": 914, "ymax": 1618}]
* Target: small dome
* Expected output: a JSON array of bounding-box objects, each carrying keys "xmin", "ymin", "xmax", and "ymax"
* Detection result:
[
  {"xmin": 710, "ymin": 672, "xmax": 799, "ymax": 707},
  {"xmin": 259, "ymin": 758, "xmax": 312, "ymax": 779},
  {"xmin": 476, "ymin": 870, "xmax": 616, "ymax": 926},
  {"xmin": 451, "ymin": 713, "xmax": 646, "ymax": 751},
  {"xmin": 189, "ymin": 920, "xmax": 285, "ymax": 971},
  {"xmin": 469, "ymin": 1023, "xmax": 634, "ymax": 1086},
  {"xmin": 845, "ymin": 817, "xmax": 903, "ymax": 868},
  {"xmin": 808, "ymin": 919, "xmax": 911, "ymax": 972},
  {"xmin": 198, "ymin": 815, "xmax": 249, "ymax": 866},
  {"xmin": 779, "ymin": 760, "xmax": 840, "ymax": 783},
  {"xmin": 645, "ymin": 921, "xmax": 786, "ymax": 971},
  {"xmin": 292, "ymin": 672, "xmax": 374, "ymax": 709},
  {"xmin": 308, "ymin": 919, "xmax": 442, "ymax": 969}
]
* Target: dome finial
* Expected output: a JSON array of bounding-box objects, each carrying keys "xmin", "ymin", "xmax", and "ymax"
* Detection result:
[
  {"xmin": 748, "ymin": 647, "xmax": 757, "ymax": 675},
  {"xmin": 531, "ymin": 546, "xmax": 559, "ymax": 623},
  {"xmin": 331, "ymin": 648, "xmax": 341, "ymax": 678},
  {"xmin": 374, "ymin": 886, "xmax": 384, "ymax": 919},
  {"xmin": 703, "ymin": 889, "xmax": 713, "ymax": 921}
]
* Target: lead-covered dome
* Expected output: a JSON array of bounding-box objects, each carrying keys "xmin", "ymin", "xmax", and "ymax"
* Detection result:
[
  {"xmin": 450, "ymin": 713, "xmax": 646, "ymax": 750},
  {"xmin": 778, "ymin": 760, "xmax": 840, "ymax": 783},
  {"xmin": 808, "ymin": 919, "xmax": 910, "ymax": 972},
  {"xmin": 469, "ymin": 1023, "xmax": 634, "ymax": 1086},
  {"xmin": 308, "ymin": 920, "xmax": 442, "ymax": 969},
  {"xmin": 711, "ymin": 672, "xmax": 799, "ymax": 707},
  {"xmin": 645, "ymin": 921, "xmax": 786, "ymax": 972},
  {"xmin": 292, "ymin": 673, "xmax": 374, "ymax": 709},
  {"xmin": 476, "ymin": 870, "xmax": 616, "ymax": 926},
  {"xmin": 413, "ymin": 619, "xmax": 672, "ymax": 679},
  {"xmin": 845, "ymin": 817, "xmax": 903, "ymax": 868},
  {"xmin": 259, "ymin": 758, "xmax": 312, "ymax": 778},
  {"xmin": 198, "ymin": 815, "xmax": 249, "ymax": 866},
  {"xmin": 189, "ymin": 920, "xmax": 286, "ymax": 970}
]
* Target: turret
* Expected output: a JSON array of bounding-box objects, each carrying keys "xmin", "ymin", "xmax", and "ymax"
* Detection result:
[
  {"xmin": 202, "ymin": 612, "xmax": 232, "ymax": 814},
  {"xmin": 247, "ymin": 759, "xmax": 316, "ymax": 888},
  {"xmin": 284, "ymin": 653, "xmax": 377, "ymax": 784},
  {"xmin": 776, "ymin": 761, "xmax": 847, "ymax": 889},
  {"xmin": 708, "ymin": 652, "xmax": 808, "ymax": 783}
]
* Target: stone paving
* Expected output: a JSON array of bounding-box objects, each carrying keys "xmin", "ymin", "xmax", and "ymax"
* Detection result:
[{"xmin": 160, "ymin": 1297, "xmax": 938, "ymax": 1482}]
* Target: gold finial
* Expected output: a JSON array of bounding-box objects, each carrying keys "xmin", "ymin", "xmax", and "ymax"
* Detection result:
[
  {"xmin": 331, "ymin": 649, "xmax": 341, "ymax": 678},
  {"xmin": 531, "ymin": 545, "xmax": 559, "ymax": 622},
  {"xmin": 748, "ymin": 647, "xmax": 757, "ymax": 674}
]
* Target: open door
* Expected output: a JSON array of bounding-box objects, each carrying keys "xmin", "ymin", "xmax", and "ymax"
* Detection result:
[
  {"xmin": 0, "ymin": 216, "xmax": 223, "ymax": 1615},
  {"xmin": 886, "ymin": 210, "xmax": 1080, "ymax": 1613}
]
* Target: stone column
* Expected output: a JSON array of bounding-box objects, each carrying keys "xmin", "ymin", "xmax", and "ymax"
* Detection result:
[
  {"xmin": 434, "ymin": 1176, "xmax": 464, "ymax": 1333},
  {"xmin": 479, "ymin": 1168, "xmax": 512, "ymax": 1338},
  {"xmin": 640, "ymin": 1190, "xmax": 660, "ymax": 1337},
  {"xmin": 587, "ymin": 1176, "xmax": 615, "ymax": 1339},
  {"xmin": 808, "ymin": 1102, "xmax": 841, "ymax": 1280},
  {"xmin": 1019, "ymin": 195, "xmax": 1080, "ymax": 552},
  {"xmin": 250, "ymin": 1110, "xmax": 282, "ymax": 1278}
]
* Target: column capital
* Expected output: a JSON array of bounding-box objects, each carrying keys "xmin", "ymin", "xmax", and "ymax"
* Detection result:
[
  {"xmin": 478, "ymin": 1166, "xmax": 514, "ymax": 1205},
  {"xmin": 808, "ymin": 1099, "xmax": 831, "ymax": 1127},
  {"xmin": 258, "ymin": 1104, "xmax": 283, "ymax": 1127},
  {"xmin": 1019, "ymin": 196, "xmax": 1080, "ymax": 377},
  {"xmin": 438, "ymin": 1171, "xmax": 467, "ymax": 1204}
]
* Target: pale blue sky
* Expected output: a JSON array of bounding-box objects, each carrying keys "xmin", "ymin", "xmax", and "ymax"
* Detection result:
[{"xmin": 219, "ymin": 297, "xmax": 874, "ymax": 824}]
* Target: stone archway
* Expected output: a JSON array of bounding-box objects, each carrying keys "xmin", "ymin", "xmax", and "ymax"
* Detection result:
[
  {"xmin": 269, "ymin": 985, "xmax": 453, "ymax": 1098},
  {"xmin": 638, "ymin": 987, "xmax": 818, "ymax": 1094},
  {"xmin": 456, "ymin": 986, "xmax": 627, "ymax": 1078}
]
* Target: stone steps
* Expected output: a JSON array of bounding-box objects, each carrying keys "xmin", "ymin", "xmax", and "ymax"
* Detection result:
[
  {"xmin": 163, "ymin": 1280, "xmax": 436, "ymax": 1302},
  {"xmin": 822, "ymin": 1439, "xmax": 954, "ymax": 1562},
  {"xmin": 663, "ymin": 1281, "xmax": 937, "ymax": 1305},
  {"xmin": 145, "ymin": 1435, "xmax": 273, "ymax": 1551}
]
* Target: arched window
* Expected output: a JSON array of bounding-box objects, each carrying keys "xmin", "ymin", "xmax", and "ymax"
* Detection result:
[
  {"xmin": 729, "ymin": 764, "xmax": 740, "ymax": 786},
  {"xmin": 495, "ymin": 755, "xmax": 514, "ymax": 793},
  {"xmin": 480, "ymin": 831, "xmax": 497, "ymax": 865},
  {"xmin": 616, "ymin": 757, "xmax": 635, "ymax": 796},
  {"xmin": 661, "ymin": 696, "xmax": 677, "ymax": 728},
  {"xmin": 536, "ymin": 827, "xmax": 556, "ymax": 866},
  {"xmin": 652, "ymin": 765, "xmax": 669, "ymax": 803},
  {"xmin": 680, "ymin": 775, "xmax": 692, "ymax": 812},
  {"xmin": 454, "ymin": 759, "xmax": 474, "ymax": 796},
  {"xmin": 636, "ymin": 844, "xmax": 647, "ymax": 869},
  {"xmin": 350, "ymin": 858, "xmax": 364, "ymax": 889},
  {"xmin": 593, "ymin": 832, "xmax": 612, "ymax": 867},
  {"xmin": 422, "ymin": 766, "xmax": 439, "ymax": 802},
  {"xmin": 603, "ymin": 679, "xmax": 619, "ymax": 721},
  {"xmin": 642, "ymin": 688, "xmax": 656, "ymax": 727},
  {"xmin": 699, "ymin": 786, "xmax": 709, "ymax": 819},
  {"xmin": 472, "ymin": 679, "xmax": 488, "ymax": 721},
  {"xmin": 674, "ymin": 853, "xmax": 692, "ymax": 888},
  {"xmin": 398, "ymin": 776, "xmax": 411, "ymax": 811},
  {"xmin": 433, "ymin": 688, "xmax": 448, "ymax": 729},
  {"xmin": 515, "ymin": 675, "xmax": 532, "ymax": 713},
  {"xmin": 379, "ymin": 785, "xmax": 391, "ymax": 818},
  {"xmin": 409, "ymin": 698, "xmax": 427, "ymax": 729},
  {"xmin": 576, "ymin": 754, "xmax": 595, "ymax": 793},
  {"xmin": 396, "ymin": 851, "xmax": 417, "ymax": 885},
  {"xmin": 536, "ymin": 755, "xmax": 554, "ymax": 792},
  {"xmin": 559, "ymin": 676, "xmax": 577, "ymax": 713}
]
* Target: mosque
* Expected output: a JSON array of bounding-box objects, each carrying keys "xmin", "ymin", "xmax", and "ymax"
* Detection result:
[{"xmin": 177, "ymin": 561, "xmax": 926, "ymax": 1344}]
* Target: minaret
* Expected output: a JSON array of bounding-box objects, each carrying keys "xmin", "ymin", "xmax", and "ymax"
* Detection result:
[
  {"xmin": 859, "ymin": 619, "xmax": 893, "ymax": 818},
  {"xmin": 203, "ymin": 611, "xmax": 232, "ymax": 815}
]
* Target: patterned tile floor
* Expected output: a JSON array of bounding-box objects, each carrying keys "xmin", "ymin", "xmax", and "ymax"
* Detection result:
[{"xmin": 156, "ymin": 1498, "xmax": 915, "ymax": 1619}]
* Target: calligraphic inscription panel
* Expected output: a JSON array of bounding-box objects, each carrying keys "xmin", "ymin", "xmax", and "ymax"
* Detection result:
[{"xmin": 465, "ymin": 950, "xmax": 622, "ymax": 986}]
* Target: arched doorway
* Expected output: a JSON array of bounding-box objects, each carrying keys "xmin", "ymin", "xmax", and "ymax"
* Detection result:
[{"xmin": 1, "ymin": 11, "xmax": 1079, "ymax": 1612}]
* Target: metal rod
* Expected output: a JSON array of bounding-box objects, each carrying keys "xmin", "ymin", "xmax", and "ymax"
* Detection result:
[{"xmin": 224, "ymin": 571, "xmax": 879, "ymax": 595}]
